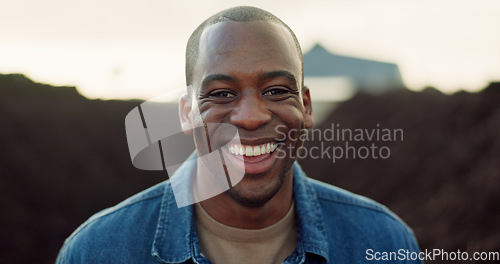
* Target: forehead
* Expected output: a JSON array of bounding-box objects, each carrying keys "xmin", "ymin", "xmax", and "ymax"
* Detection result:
[{"xmin": 192, "ymin": 20, "xmax": 301, "ymax": 88}]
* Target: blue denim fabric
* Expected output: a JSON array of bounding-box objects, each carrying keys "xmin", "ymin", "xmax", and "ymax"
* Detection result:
[{"xmin": 57, "ymin": 161, "xmax": 421, "ymax": 263}]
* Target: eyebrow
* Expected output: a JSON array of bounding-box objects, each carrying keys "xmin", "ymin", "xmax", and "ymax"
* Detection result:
[
  {"xmin": 201, "ymin": 74, "xmax": 235, "ymax": 89},
  {"xmin": 260, "ymin": 70, "xmax": 298, "ymax": 86},
  {"xmin": 200, "ymin": 70, "xmax": 298, "ymax": 89}
]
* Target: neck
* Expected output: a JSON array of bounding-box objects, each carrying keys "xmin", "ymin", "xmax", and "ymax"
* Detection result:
[{"xmin": 199, "ymin": 172, "xmax": 294, "ymax": 229}]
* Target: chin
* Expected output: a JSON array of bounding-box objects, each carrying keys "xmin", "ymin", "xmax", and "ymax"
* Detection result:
[
  {"xmin": 227, "ymin": 190, "xmax": 275, "ymax": 208},
  {"xmin": 226, "ymin": 163, "xmax": 291, "ymax": 207}
]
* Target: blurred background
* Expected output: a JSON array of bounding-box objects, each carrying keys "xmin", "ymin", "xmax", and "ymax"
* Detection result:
[{"xmin": 1, "ymin": 0, "xmax": 499, "ymax": 263}]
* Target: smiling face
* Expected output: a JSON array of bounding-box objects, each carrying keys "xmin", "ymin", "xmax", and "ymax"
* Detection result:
[{"xmin": 180, "ymin": 20, "xmax": 313, "ymax": 207}]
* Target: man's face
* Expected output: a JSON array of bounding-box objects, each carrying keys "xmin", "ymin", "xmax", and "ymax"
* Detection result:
[{"xmin": 181, "ymin": 21, "xmax": 313, "ymax": 206}]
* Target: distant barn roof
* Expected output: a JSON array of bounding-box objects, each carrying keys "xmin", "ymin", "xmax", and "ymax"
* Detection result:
[{"xmin": 303, "ymin": 44, "xmax": 405, "ymax": 92}]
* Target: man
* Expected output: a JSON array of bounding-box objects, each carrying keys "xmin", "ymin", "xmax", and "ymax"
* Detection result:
[{"xmin": 57, "ymin": 6, "xmax": 421, "ymax": 263}]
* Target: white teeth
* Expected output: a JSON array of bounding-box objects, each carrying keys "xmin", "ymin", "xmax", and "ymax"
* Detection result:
[
  {"xmin": 239, "ymin": 145, "xmax": 244, "ymax": 155},
  {"xmin": 245, "ymin": 146, "xmax": 253, "ymax": 156},
  {"xmin": 254, "ymin": 146, "xmax": 261, "ymax": 156},
  {"xmin": 227, "ymin": 142, "xmax": 279, "ymax": 156}
]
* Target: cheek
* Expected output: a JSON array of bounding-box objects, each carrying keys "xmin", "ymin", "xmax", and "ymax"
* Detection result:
[
  {"xmin": 272, "ymin": 104, "xmax": 305, "ymax": 129},
  {"xmin": 271, "ymin": 105, "xmax": 307, "ymax": 145},
  {"xmin": 196, "ymin": 103, "xmax": 231, "ymax": 123}
]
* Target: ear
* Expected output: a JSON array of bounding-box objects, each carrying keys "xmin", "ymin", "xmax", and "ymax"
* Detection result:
[
  {"xmin": 179, "ymin": 92, "xmax": 194, "ymax": 135},
  {"xmin": 302, "ymin": 86, "xmax": 314, "ymax": 129}
]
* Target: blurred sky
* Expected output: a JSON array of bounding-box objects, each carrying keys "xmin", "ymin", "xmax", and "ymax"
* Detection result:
[{"xmin": 1, "ymin": 0, "xmax": 499, "ymax": 100}]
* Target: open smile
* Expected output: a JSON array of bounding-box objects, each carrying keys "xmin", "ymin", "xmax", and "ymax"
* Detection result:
[
  {"xmin": 222, "ymin": 141, "xmax": 282, "ymax": 175},
  {"xmin": 228, "ymin": 142, "xmax": 278, "ymax": 156}
]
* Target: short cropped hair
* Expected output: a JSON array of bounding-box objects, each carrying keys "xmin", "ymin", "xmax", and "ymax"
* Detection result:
[{"xmin": 185, "ymin": 6, "xmax": 304, "ymax": 89}]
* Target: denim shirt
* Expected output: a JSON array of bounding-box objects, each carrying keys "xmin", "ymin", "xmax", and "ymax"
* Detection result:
[{"xmin": 57, "ymin": 161, "xmax": 421, "ymax": 264}]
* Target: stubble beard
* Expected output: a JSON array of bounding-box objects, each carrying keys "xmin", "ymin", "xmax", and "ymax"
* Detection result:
[{"xmin": 225, "ymin": 159, "xmax": 294, "ymax": 208}]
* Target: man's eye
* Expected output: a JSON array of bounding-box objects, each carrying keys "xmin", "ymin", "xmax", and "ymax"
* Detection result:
[
  {"xmin": 263, "ymin": 88, "xmax": 290, "ymax": 96},
  {"xmin": 210, "ymin": 91, "xmax": 236, "ymax": 98}
]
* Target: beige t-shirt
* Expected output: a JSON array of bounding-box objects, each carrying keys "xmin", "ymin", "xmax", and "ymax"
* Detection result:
[{"xmin": 195, "ymin": 203, "xmax": 297, "ymax": 264}]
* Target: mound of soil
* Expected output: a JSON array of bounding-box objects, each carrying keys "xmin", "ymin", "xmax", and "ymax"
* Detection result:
[{"xmin": 300, "ymin": 85, "xmax": 500, "ymax": 262}]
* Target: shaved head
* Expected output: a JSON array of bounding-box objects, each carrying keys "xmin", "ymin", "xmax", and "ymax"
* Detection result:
[{"xmin": 185, "ymin": 6, "xmax": 303, "ymax": 88}]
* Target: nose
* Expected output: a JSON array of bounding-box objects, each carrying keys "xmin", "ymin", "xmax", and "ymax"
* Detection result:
[{"xmin": 230, "ymin": 92, "xmax": 271, "ymax": 130}]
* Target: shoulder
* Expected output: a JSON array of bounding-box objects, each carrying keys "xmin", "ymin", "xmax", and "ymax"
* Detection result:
[
  {"xmin": 305, "ymin": 177, "xmax": 419, "ymax": 250},
  {"xmin": 56, "ymin": 181, "xmax": 168, "ymax": 263},
  {"xmin": 72, "ymin": 180, "xmax": 166, "ymax": 235},
  {"xmin": 307, "ymin": 177, "xmax": 406, "ymax": 225}
]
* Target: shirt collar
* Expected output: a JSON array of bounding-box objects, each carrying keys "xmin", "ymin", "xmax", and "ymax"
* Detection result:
[{"xmin": 152, "ymin": 160, "xmax": 329, "ymax": 263}]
